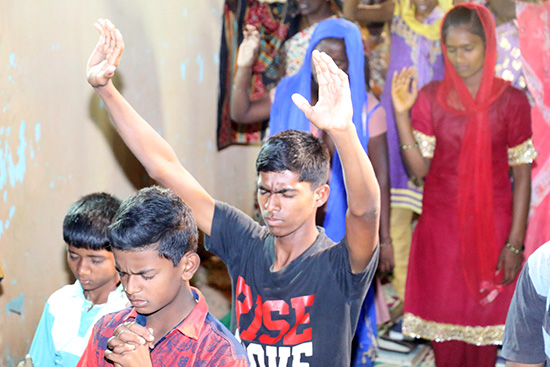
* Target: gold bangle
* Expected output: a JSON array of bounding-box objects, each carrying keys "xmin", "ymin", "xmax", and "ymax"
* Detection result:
[
  {"xmin": 505, "ymin": 242, "xmax": 523, "ymax": 255},
  {"xmin": 400, "ymin": 143, "xmax": 418, "ymax": 150}
]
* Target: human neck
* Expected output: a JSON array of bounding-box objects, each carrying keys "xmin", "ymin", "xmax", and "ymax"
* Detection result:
[
  {"xmin": 144, "ymin": 285, "xmax": 197, "ymax": 341},
  {"xmin": 305, "ymin": 7, "xmax": 334, "ymax": 27},
  {"xmin": 272, "ymin": 223, "xmax": 319, "ymax": 272},
  {"xmin": 83, "ymin": 277, "xmax": 119, "ymax": 306},
  {"xmin": 463, "ymin": 70, "xmax": 483, "ymax": 99}
]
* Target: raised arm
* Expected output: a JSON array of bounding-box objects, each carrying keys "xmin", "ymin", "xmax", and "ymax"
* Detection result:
[
  {"xmin": 87, "ymin": 19, "xmax": 215, "ymax": 235},
  {"xmin": 292, "ymin": 50, "xmax": 380, "ymax": 273},
  {"xmin": 229, "ymin": 25, "xmax": 272, "ymax": 123},
  {"xmin": 391, "ymin": 67, "xmax": 431, "ymax": 179}
]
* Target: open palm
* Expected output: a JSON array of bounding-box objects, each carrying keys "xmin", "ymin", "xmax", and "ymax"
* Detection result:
[
  {"xmin": 391, "ymin": 66, "xmax": 418, "ymax": 114},
  {"xmin": 292, "ymin": 50, "xmax": 353, "ymax": 133},
  {"xmin": 87, "ymin": 19, "xmax": 124, "ymax": 88},
  {"xmin": 236, "ymin": 24, "xmax": 261, "ymax": 68}
]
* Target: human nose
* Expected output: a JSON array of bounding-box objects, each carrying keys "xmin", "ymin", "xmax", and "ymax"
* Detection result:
[
  {"xmin": 264, "ymin": 193, "xmax": 280, "ymax": 212},
  {"xmin": 77, "ymin": 259, "xmax": 91, "ymax": 276},
  {"xmin": 124, "ymin": 275, "xmax": 141, "ymax": 295},
  {"xmin": 455, "ymin": 49, "xmax": 466, "ymax": 63}
]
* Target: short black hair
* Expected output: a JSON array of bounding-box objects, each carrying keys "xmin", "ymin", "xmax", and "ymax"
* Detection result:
[
  {"xmin": 63, "ymin": 192, "xmax": 121, "ymax": 251},
  {"xmin": 442, "ymin": 6, "xmax": 486, "ymax": 45},
  {"xmin": 108, "ymin": 186, "xmax": 198, "ymax": 266},
  {"xmin": 256, "ymin": 130, "xmax": 330, "ymax": 189}
]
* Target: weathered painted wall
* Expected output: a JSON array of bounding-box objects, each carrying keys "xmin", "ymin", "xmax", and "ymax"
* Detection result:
[{"xmin": 0, "ymin": 1, "xmax": 261, "ymax": 365}]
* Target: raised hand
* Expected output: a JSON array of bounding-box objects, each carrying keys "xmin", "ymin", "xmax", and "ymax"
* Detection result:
[
  {"xmin": 236, "ymin": 24, "xmax": 261, "ymax": 68},
  {"xmin": 291, "ymin": 50, "xmax": 353, "ymax": 134},
  {"xmin": 87, "ymin": 18, "xmax": 124, "ymax": 88},
  {"xmin": 391, "ymin": 66, "xmax": 418, "ymax": 115}
]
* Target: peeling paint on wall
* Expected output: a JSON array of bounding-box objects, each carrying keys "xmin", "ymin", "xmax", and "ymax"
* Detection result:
[
  {"xmin": 0, "ymin": 120, "xmax": 41, "ymax": 240},
  {"xmin": 195, "ymin": 54, "xmax": 204, "ymax": 84},
  {"xmin": 180, "ymin": 58, "xmax": 190, "ymax": 80},
  {"xmin": 6, "ymin": 293, "xmax": 25, "ymax": 316},
  {"xmin": 0, "ymin": 120, "xmax": 27, "ymax": 189},
  {"xmin": 9, "ymin": 53, "xmax": 17, "ymax": 68}
]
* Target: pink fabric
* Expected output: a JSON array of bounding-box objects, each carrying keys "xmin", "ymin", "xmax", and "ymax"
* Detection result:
[
  {"xmin": 517, "ymin": 1, "xmax": 550, "ymax": 258},
  {"xmin": 374, "ymin": 277, "xmax": 391, "ymax": 325},
  {"xmin": 367, "ymin": 93, "xmax": 387, "ymax": 137}
]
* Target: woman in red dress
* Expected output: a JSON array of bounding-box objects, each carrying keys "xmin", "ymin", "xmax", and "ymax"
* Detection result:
[{"xmin": 391, "ymin": 3, "xmax": 537, "ymax": 366}]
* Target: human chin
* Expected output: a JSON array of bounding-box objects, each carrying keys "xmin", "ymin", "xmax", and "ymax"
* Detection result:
[
  {"xmin": 79, "ymin": 279, "xmax": 95, "ymax": 290},
  {"xmin": 264, "ymin": 220, "xmax": 288, "ymax": 237}
]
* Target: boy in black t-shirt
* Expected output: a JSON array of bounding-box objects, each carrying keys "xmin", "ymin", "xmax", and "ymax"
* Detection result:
[{"xmin": 86, "ymin": 18, "xmax": 380, "ymax": 366}]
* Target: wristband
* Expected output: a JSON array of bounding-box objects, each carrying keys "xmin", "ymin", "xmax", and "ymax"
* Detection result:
[
  {"xmin": 505, "ymin": 242, "xmax": 523, "ymax": 255},
  {"xmin": 400, "ymin": 143, "xmax": 418, "ymax": 150}
]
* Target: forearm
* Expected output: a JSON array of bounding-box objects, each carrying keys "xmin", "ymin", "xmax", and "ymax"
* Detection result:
[
  {"xmin": 93, "ymin": 81, "xmax": 215, "ymax": 234},
  {"xmin": 230, "ymin": 66, "xmax": 255, "ymax": 122},
  {"xmin": 331, "ymin": 125, "xmax": 380, "ymax": 271},
  {"xmin": 230, "ymin": 66, "xmax": 272, "ymax": 124},
  {"xmin": 394, "ymin": 111, "xmax": 430, "ymax": 178},
  {"xmin": 368, "ymin": 134, "xmax": 391, "ymax": 243},
  {"xmin": 94, "ymin": 82, "xmax": 181, "ymax": 180},
  {"xmin": 508, "ymin": 164, "xmax": 532, "ymax": 248}
]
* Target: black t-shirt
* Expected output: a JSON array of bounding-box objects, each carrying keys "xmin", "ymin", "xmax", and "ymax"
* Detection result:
[{"xmin": 205, "ymin": 201, "xmax": 377, "ymax": 367}]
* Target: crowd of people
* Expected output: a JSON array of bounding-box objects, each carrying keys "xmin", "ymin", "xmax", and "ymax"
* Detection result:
[{"xmin": 15, "ymin": 0, "xmax": 550, "ymax": 366}]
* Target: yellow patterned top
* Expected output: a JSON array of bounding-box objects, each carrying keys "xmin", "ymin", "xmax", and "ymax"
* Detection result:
[
  {"xmin": 398, "ymin": 0, "xmax": 452, "ymax": 41},
  {"xmin": 508, "ymin": 138, "xmax": 537, "ymax": 166}
]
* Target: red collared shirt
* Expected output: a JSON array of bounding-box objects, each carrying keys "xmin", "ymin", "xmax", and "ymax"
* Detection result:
[{"xmin": 77, "ymin": 287, "xmax": 249, "ymax": 366}]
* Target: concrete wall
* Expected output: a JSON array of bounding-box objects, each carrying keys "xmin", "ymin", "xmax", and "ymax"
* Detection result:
[{"xmin": 0, "ymin": 1, "xmax": 260, "ymax": 365}]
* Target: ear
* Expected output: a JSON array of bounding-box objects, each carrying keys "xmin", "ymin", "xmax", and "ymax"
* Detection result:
[
  {"xmin": 179, "ymin": 252, "xmax": 201, "ymax": 281},
  {"xmin": 313, "ymin": 184, "xmax": 330, "ymax": 208}
]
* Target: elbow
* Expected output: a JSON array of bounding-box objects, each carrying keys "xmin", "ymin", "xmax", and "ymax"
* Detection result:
[
  {"xmin": 144, "ymin": 160, "xmax": 178, "ymax": 186},
  {"xmin": 229, "ymin": 105, "xmax": 253, "ymax": 124},
  {"xmin": 350, "ymin": 189, "xmax": 381, "ymax": 220},
  {"xmin": 353, "ymin": 204, "xmax": 381, "ymax": 226},
  {"xmin": 145, "ymin": 165, "xmax": 165, "ymax": 184},
  {"xmin": 229, "ymin": 104, "xmax": 244, "ymax": 122}
]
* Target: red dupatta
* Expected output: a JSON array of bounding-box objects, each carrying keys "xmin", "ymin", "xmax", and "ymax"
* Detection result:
[{"xmin": 436, "ymin": 3, "xmax": 510, "ymax": 305}]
